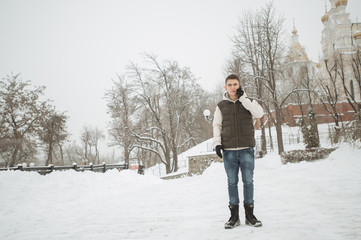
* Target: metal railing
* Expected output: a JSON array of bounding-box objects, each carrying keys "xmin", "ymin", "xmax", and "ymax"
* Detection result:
[{"xmin": 0, "ymin": 163, "xmax": 129, "ymax": 175}]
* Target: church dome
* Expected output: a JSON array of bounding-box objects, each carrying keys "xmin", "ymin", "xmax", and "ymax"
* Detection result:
[
  {"xmin": 335, "ymin": 0, "xmax": 348, "ymax": 8},
  {"xmin": 321, "ymin": 14, "xmax": 329, "ymax": 23},
  {"xmin": 353, "ymin": 30, "xmax": 361, "ymax": 40}
]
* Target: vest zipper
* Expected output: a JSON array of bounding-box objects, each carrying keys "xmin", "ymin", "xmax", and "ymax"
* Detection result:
[{"xmin": 234, "ymin": 102, "xmax": 239, "ymax": 147}]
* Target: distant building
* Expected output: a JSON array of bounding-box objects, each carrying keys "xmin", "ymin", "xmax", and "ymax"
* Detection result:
[
  {"xmin": 280, "ymin": 22, "xmax": 318, "ymax": 103},
  {"xmin": 318, "ymin": 0, "xmax": 361, "ymax": 101},
  {"xmin": 255, "ymin": 0, "xmax": 361, "ymax": 129}
]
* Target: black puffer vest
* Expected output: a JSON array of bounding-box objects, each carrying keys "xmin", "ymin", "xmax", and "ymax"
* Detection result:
[{"xmin": 218, "ymin": 100, "xmax": 255, "ymax": 148}]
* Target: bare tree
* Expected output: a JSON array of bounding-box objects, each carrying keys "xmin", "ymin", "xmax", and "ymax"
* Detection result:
[
  {"xmin": 331, "ymin": 49, "xmax": 361, "ymax": 142},
  {"xmin": 79, "ymin": 126, "xmax": 105, "ymax": 164},
  {"xmin": 179, "ymin": 90, "xmax": 214, "ymax": 149},
  {"xmin": 89, "ymin": 127, "xmax": 105, "ymax": 164},
  {"xmin": 334, "ymin": 51, "xmax": 361, "ymax": 115},
  {"xmin": 126, "ymin": 54, "xmax": 206, "ymax": 174},
  {"xmin": 351, "ymin": 48, "xmax": 361, "ymax": 100},
  {"xmin": 0, "ymin": 74, "xmax": 50, "ymax": 166},
  {"xmin": 63, "ymin": 141, "xmax": 86, "ymax": 165},
  {"xmin": 229, "ymin": 2, "xmax": 289, "ymax": 154},
  {"xmin": 317, "ymin": 56, "xmax": 343, "ymax": 143},
  {"xmin": 38, "ymin": 110, "xmax": 69, "ymax": 165},
  {"xmin": 105, "ymin": 75, "xmax": 137, "ymax": 166},
  {"xmin": 232, "ymin": 9, "xmax": 270, "ymax": 155},
  {"xmin": 80, "ymin": 126, "xmax": 91, "ymax": 164},
  {"xmin": 287, "ymin": 65, "xmax": 320, "ymax": 148}
]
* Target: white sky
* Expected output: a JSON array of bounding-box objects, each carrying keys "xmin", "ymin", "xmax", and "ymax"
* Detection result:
[{"xmin": 1, "ymin": 0, "xmax": 361, "ymax": 146}]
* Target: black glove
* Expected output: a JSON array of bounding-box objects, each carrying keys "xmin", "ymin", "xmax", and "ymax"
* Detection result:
[
  {"xmin": 215, "ymin": 145, "xmax": 224, "ymax": 158},
  {"xmin": 236, "ymin": 86, "xmax": 244, "ymax": 98}
]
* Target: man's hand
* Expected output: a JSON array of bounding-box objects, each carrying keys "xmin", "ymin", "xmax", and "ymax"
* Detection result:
[
  {"xmin": 215, "ymin": 145, "xmax": 224, "ymax": 158},
  {"xmin": 236, "ymin": 86, "xmax": 244, "ymax": 98}
]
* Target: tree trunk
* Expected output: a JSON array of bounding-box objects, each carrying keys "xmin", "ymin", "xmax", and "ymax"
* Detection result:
[
  {"xmin": 165, "ymin": 150, "xmax": 171, "ymax": 174},
  {"xmin": 46, "ymin": 143, "xmax": 53, "ymax": 166},
  {"xmin": 171, "ymin": 145, "xmax": 178, "ymax": 172},
  {"xmin": 10, "ymin": 144, "xmax": 20, "ymax": 167},
  {"xmin": 95, "ymin": 143, "xmax": 100, "ymax": 164},
  {"xmin": 124, "ymin": 144, "xmax": 130, "ymax": 166},
  {"xmin": 275, "ymin": 108, "xmax": 284, "ymax": 154},
  {"xmin": 84, "ymin": 143, "xmax": 88, "ymax": 164},
  {"xmin": 268, "ymin": 116, "xmax": 274, "ymax": 152},
  {"xmin": 260, "ymin": 117, "xmax": 267, "ymax": 155},
  {"xmin": 58, "ymin": 143, "xmax": 64, "ymax": 166}
]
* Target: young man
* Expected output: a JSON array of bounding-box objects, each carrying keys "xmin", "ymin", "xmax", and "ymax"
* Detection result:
[{"xmin": 213, "ymin": 74, "xmax": 264, "ymax": 229}]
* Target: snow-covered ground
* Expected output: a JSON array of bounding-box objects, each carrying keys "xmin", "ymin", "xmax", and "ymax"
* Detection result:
[
  {"xmin": 1, "ymin": 142, "xmax": 361, "ymax": 240},
  {"xmin": 147, "ymin": 123, "xmax": 338, "ymax": 177},
  {"xmin": 145, "ymin": 138, "xmax": 214, "ymax": 177}
]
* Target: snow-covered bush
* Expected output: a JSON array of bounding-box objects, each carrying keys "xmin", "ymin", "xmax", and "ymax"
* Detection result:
[
  {"xmin": 340, "ymin": 111, "xmax": 361, "ymax": 147},
  {"xmin": 299, "ymin": 109, "xmax": 320, "ymax": 149},
  {"xmin": 280, "ymin": 147, "xmax": 337, "ymax": 164}
]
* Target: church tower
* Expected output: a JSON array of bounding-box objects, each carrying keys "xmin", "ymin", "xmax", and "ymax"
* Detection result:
[
  {"xmin": 281, "ymin": 22, "xmax": 317, "ymax": 102},
  {"xmin": 354, "ymin": 23, "xmax": 361, "ymax": 46},
  {"xmin": 288, "ymin": 23, "xmax": 310, "ymax": 62},
  {"xmin": 321, "ymin": 0, "xmax": 353, "ymax": 59},
  {"xmin": 319, "ymin": 0, "xmax": 361, "ymax": 101}
]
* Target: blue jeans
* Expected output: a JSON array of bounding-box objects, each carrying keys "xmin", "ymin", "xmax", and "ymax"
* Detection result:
[{"xmin": 223, "ymin": 147, "xmax": 255, "ymax": 205}]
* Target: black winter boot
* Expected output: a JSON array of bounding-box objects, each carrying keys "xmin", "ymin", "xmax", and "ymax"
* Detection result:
[
  {"xmin": 244, "ymin": 203, "xmax": 262, "ymax": 227},
  {"xmin": 224, "ymin": 204, "xmax": 241, "ymax": 229}
]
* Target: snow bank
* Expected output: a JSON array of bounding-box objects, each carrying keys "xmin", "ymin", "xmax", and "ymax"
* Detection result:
[
  {"xmin": 1, "ymin": 169, "xmax": 162, "ymax": 210},
  {"xmin": 0, "ymin": 144, "xmax": 360, "ymax": 240}
]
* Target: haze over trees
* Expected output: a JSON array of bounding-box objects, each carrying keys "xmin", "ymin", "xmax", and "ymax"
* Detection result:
[
  {"xmin": 2, "ymin": 2, "xmax": 360, "ymax": 169},
  {"xmin": 105, "ymin": 54, "xmax": 213, "ymax": 174},
  {"xmin": 0, "ymin": 74, "xmax": 65, "ymax": 167}
]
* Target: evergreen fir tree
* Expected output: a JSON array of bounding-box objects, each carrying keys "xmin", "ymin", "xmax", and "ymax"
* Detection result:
[{"xmin": 299, "ymin": 109, "xmax": 320, "ymax": 149}]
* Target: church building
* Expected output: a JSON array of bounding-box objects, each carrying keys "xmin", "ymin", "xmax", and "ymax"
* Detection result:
[
  {"xmin": 270, "ymin": 0, "xmax": 361, "ymax": 128},
  {"xmin": 318, "ymin": 0, "xmax": 361, "ymax": 102}
]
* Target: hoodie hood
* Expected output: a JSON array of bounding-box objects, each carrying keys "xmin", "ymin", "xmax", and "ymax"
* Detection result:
[{"xmin": 223, "ymin": 91, "xmax": 248, "ymax": 102}]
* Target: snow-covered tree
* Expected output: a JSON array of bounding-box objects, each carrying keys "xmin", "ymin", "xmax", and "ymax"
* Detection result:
[
  {"xmin": 38, "ymin": 110, "xmax": 69, "ymax": 165},
  {"xmin": 228, "ymin": 2, "xmax": 289, "ymax": 154},
  {"xmin": 105, "ymin": 75, "xmax": 137, "ymax": 166},
  {"xmin": 299, "ymin": 109, "xmax": 319, "ymax": 149},
  {"xmin": 79, "ymin": 126, "xmax": 104, "ymax": 165},
  {"xmin": 105, "ymin": 54, "xmax": 211, "ymax": 174},
  {"xmin": 0, "ymin": 74, "xmax": 50, "ymax": 167}
]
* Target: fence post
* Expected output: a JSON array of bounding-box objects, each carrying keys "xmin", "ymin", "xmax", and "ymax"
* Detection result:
[
  {"xmin": 17, "ymin": 164, "xmax": 23, "ymax": 171},
  {"xmin": 73, "ymin": 162, "xmax": 77, "ymax": 171},
  {"xmin": 137, "ymin": 165, "xmax": 145, "ymax": 175},
  {"xmin": 103, "ymin": 162, "xmax": 106, "ymax": 173},
  {"xmin": 124, "ymin": 163, "xmax": 129, "ymax": 170},
  {"xmin": 90, "ymin": 163, "xmax": 93, "ymax": 172},
  {"xmin": 49, "ymin": 164, "xmax": 54, "ymax": 173}
]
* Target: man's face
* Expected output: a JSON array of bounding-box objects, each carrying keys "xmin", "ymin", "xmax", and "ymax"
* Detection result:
[{"xmin": 224, "ymin": 79, "xmax": 240, "ymax": 97}]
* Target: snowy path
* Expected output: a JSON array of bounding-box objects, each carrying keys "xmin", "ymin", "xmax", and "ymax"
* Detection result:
[{"xmin": 1, "ymin": 144, "xmax": 361, "ymax": 240}]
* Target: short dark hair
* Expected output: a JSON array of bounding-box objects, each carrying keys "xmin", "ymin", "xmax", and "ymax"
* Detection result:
[{"xmin": 225, "ymin": 74, "xmax": 240, "ymax": 84}]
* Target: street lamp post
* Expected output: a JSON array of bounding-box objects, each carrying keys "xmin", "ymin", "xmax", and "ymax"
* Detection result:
[{"xmin": 203, "ymin": 109, "xmax": 213, "ymax": 121}]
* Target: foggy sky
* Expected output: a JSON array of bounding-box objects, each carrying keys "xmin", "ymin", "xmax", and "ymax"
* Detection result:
[{"xmin": 1, "ymin": 0, "xmax": 360, "ymax": 148}]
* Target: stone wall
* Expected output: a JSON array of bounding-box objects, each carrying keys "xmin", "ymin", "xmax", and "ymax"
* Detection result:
[{"xmin": 187, "ymin": 153, "xmax": 221, "ymax": 176}]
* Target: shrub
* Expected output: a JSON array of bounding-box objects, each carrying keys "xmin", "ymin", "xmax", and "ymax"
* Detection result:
[
  {"xmin": 340, "ymin": 111, "xmax": 361, "ymax": 145},
  {"xmin": 280, "ymin": 147, "xmax": 337, "ymax": 164},
  {"xmin": 299, "ymin": 109, "xmax": 320, "ymax": 149}
]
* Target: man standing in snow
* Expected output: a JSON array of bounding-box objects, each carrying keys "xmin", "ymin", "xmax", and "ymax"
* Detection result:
[{"xmin": 213, "ymin": 74, "xmax": 264, "ymax": 229}]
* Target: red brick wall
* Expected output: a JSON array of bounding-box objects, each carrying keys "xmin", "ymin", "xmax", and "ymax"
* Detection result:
[{"xmin": 254, "ymin": 102, "xmax": 357, "ymax": 129}]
